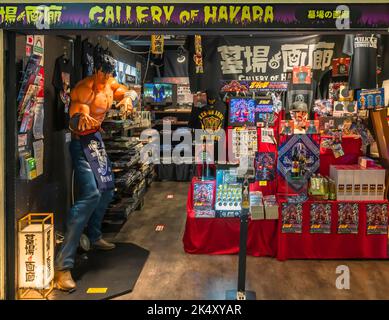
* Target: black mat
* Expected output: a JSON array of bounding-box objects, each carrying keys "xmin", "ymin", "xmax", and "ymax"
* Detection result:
[{"xmin": 50, "ymin": 243, "xmax": 149, "ymax": 300}]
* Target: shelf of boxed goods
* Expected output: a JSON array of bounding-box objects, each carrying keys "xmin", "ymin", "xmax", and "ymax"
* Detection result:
[{"xmin": 101, "ymin": 114, "xmax": 154, "ymax": 233}]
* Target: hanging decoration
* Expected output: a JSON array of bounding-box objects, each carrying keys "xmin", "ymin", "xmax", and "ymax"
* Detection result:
[
  {"xmin": 194, "ymin": 35, "xmax": 204, "ymax": 74},
  {"xmin": 151, "ymin": 35, "xmax": 164, "ymax": 55}
]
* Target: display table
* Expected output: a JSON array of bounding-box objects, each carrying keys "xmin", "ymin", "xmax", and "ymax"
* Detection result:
[
  {"xmin": 183, "ymin": 178, "xmax": 388, "ymax": 260},
  {"xmin": 183, "ymin": 177, "xmax": 278, "ymax": 257},
  {"xmin": 277, "ymin": 199, "xmax": 388, "ymax": 261}
]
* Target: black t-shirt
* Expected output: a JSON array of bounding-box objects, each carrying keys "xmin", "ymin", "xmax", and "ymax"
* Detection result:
[
  {"xmin": 163, "ymin": 49, "xmax": 189, "ymax": 77},
  {"xmin": 189, "ymin": 101, "xmax": 227, "ymax": 133},
  {"xmin": 52, "ymin": 55, "xmax": 74, "ymax": 131},
  {"xmin": 343, "ymin": 34, "xmax": 379, "ymax": 90},
  {"xmin": 82, "ymin": 40, "xmax": 95, "ymax": 78}
]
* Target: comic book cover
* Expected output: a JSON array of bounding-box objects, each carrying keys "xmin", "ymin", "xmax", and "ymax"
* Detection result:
[
  {"xmin": 281, "ymin": 203, "xmax": 303, "ymax": 233},
  {"xmin": 255, "ymin": 152, "xmax": 276, "ymax": 181},
  {"xmin": 193, "ymin": 181, "xmax": 215, "ymax": 218},
  {"xmin": 337, "ymin": 203, "xmax": 359, "ymax": 234},
  {"xmin": 310, "ymin": 203, "xmax": 332, "ymax": 234},
  {"xmin": 366, "ymin": 204, "xmax": 388, "ymax": 235}
]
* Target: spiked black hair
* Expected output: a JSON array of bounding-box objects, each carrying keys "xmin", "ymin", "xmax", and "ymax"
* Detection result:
[{"xmin": 93, "ymin": 45, "xmax": 116, "ymax": 76}]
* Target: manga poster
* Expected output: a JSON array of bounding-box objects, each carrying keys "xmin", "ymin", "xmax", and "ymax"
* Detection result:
[
  {"xmin": 281, "ymin": 203, "xmax": 303, "ymax": 233},
  {"xmin": 366, "ymin": 204, "xmax": 388, "ymax": 235},
  {"xmin": 337, "ymin": 203, "xmax": 359, "ymax": 234},
  {"xmin": 193, "ymin": 181, "xmax": 215, "ymax": 218},
  {"xmin": 255, "ymin": 152, "xmax": 276, "ymax": 181},
  {"xmin": 310, "ymin": 203, "xmax": 332, "ymax": 234}
]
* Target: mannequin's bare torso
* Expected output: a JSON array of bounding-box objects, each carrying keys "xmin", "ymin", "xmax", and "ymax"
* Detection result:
[{"xmin": 69, "ymin": 71, "xmax": 132, "ymax": 133}]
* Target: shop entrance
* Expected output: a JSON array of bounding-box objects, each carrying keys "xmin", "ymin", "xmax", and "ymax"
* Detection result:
[{"xmin": 2, "ymin": 2, "xmax": 389, "ymax": 300}]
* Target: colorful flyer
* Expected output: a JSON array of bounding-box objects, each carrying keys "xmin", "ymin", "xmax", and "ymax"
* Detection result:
[
  {"xmin": 280, "ymin": 120, "xmax": 294, "ymax": 135},
  {"xmin": 292, "ymin": 66, "xmax": 312, "ymax": 84},
  {"xmin": 337, "ymin": 203, "xmax": 359, "ymax": 234},
  {"xmin": 281, "ymin": 203, "xmax": 303, "ymax": 233},
  {"xmin": 255, "ymin": 152, "xmax": 276, "ymax": 181},
  {"xmin": 366, "ymin": 204, "xmax": 388, "ymax": 235},
  {"xmin": 193, "ymin": 181, "xmax": 215, "ymax": 218},
  {"xmin": 310, "ymin": 203, "xmax": 332, "ymax": 234}
]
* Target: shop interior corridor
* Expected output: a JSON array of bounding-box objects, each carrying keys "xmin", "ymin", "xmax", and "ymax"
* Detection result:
[{"xmin": 105, "ymin": 181, "xmax": 389, "ymax": 300}]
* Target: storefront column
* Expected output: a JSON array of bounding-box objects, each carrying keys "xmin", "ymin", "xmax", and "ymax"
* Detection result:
[{"xmin": 0, "ymin": 29, "xmax": 5, "ymax": 300}]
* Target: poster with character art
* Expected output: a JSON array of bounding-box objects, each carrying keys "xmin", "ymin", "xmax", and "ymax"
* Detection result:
[
  {"xmin": 255, "ymin": 152, "xmax": 276, "ymax": 181},
  {"xmin": 193, "ymin": 181, "xmax": 215, "ymax": 218},
  {"xmin": 281, "ymin": 203, "xmax": 303, "ymax": 233},
  {"xmin": 366, "ymin": 204, "xmax": 388, "ymax": 235},
  {"xmin": 310, "ymin": 203, "xmax": 332, "ymax": 234},
  {"xmin": 337, "ymin": 203, "xmax": 359, "ymax": 234}
]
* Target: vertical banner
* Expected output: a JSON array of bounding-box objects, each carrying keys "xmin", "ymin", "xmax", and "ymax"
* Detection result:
[
  {"xmin": 194, "ymin": 35, "xmax": 204, "ymax": 74},
  {"xmin": 151, "ymin": 35, "xmax": 164, "ymax": 55}
]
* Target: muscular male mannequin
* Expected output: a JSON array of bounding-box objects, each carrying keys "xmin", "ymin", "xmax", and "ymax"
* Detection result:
[{"xmin": 54, "ymin": 51, "xmax": 137, "ymax": 291}]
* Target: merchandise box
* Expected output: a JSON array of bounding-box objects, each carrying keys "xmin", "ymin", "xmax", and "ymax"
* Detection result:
[
  {"xmin": 357, "ymin": 88, "xmax": 385, "ymax": 110},
  {"xmin": 360, "ymin": 169, "xmax": 370, "ymax": 201},
  {"xmin": 344, "ymin": 167, "xmax": 354, "ymax": 201},
  {"xmin": 358, "ymin": 156, "xmax": 376, "ymax": 168},
  {"xmin": 250, "ymin": 191, "xmax": 265, "ymax": 220},
  {"xmin": 330, "ymin": 165, "xmax": 345, "ymax": 200},
  {"xmin": 376, "ymin": 169, "xmax": 386, "ymax": 200},
  {"xmin": 353, "ymin": 169, "xmax": 361, "ymax": 201},
  {"xmin": 367, "ymin": 167, "xmax": 386, "ymax": 201},
  {"xmin": 265, "ymin": 205, "xmax": 279, "ymax": 220}
]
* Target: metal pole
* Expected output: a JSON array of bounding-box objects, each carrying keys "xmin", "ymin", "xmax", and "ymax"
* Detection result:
[{"xmin": 237, "ymin": 208, "xmax": 249, "ymax": 292}]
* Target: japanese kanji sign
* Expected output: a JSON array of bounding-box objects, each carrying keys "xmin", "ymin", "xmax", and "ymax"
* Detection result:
[
  {"xmin": 18, "ymin": 223, "xmax": 54, "ymax": 289},
  {"xmin": 191, "ymin": 35, "xmax": 343, "ymax": 93},
  {"xmin": 0, "ymin": 3, "xmax": 387, "ymax": 30}
]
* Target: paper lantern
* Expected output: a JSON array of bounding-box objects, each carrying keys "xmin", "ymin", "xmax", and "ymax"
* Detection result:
[{"xmin": 18, "ymin": 213, "xmax": 54, "ymax": 299}]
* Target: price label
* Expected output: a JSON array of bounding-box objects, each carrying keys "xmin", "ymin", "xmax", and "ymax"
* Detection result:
[{"xmin": 259, "ymin": 181, "xmax": 268, "ymax": 186}]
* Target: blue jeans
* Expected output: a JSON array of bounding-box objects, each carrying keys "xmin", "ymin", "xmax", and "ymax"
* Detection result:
[{"xmin": 55, "ymin": 139, "xmax": 114, "ymax": 271}]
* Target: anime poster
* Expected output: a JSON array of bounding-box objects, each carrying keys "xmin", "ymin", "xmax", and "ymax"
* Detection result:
[
  {"xmin": 193, "ymin": 181, "xmax": 215, "ymax": 218},
  {"xmin": 229, "ymin": 98, "xmax": 257, "ymax": 126},
  {"xmin": 337, "ymin": 203, "xmax": 359, "ymax": 234},
  {"xmin": 366, "ymin": 204, "xmax": 388, "ymax": 235},
  {"xmin": 215, "ymin": 169, "xmax": 242, "ymax": 218},
  {"xmin": 255, "ymin": 152, "xmax": 276, "ymax": 181},
  {"xmin": 310, "ymin": 203, "xmax": 332, "ymax": 234},
  {"xmin": 281, "ymin": 203, "xmax": 303, "ymax": 233}
]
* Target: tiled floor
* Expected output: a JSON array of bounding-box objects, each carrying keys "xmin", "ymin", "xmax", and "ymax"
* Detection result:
[{"xmin": 107, "ymin": 181, "xmax": 389, "ymax": 300}]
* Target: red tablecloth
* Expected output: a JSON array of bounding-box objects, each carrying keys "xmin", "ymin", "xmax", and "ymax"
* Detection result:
[
  {"xmin": 277, "ymin": 199, "xmax": 388, "ymax": 261},
  {"xmin": 183, "ymin": 178, "xmax": 388, "ymax": 260},
  {"xmin": 183, "ymin": 177, "xmax": 278, "ymax": 257}
]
